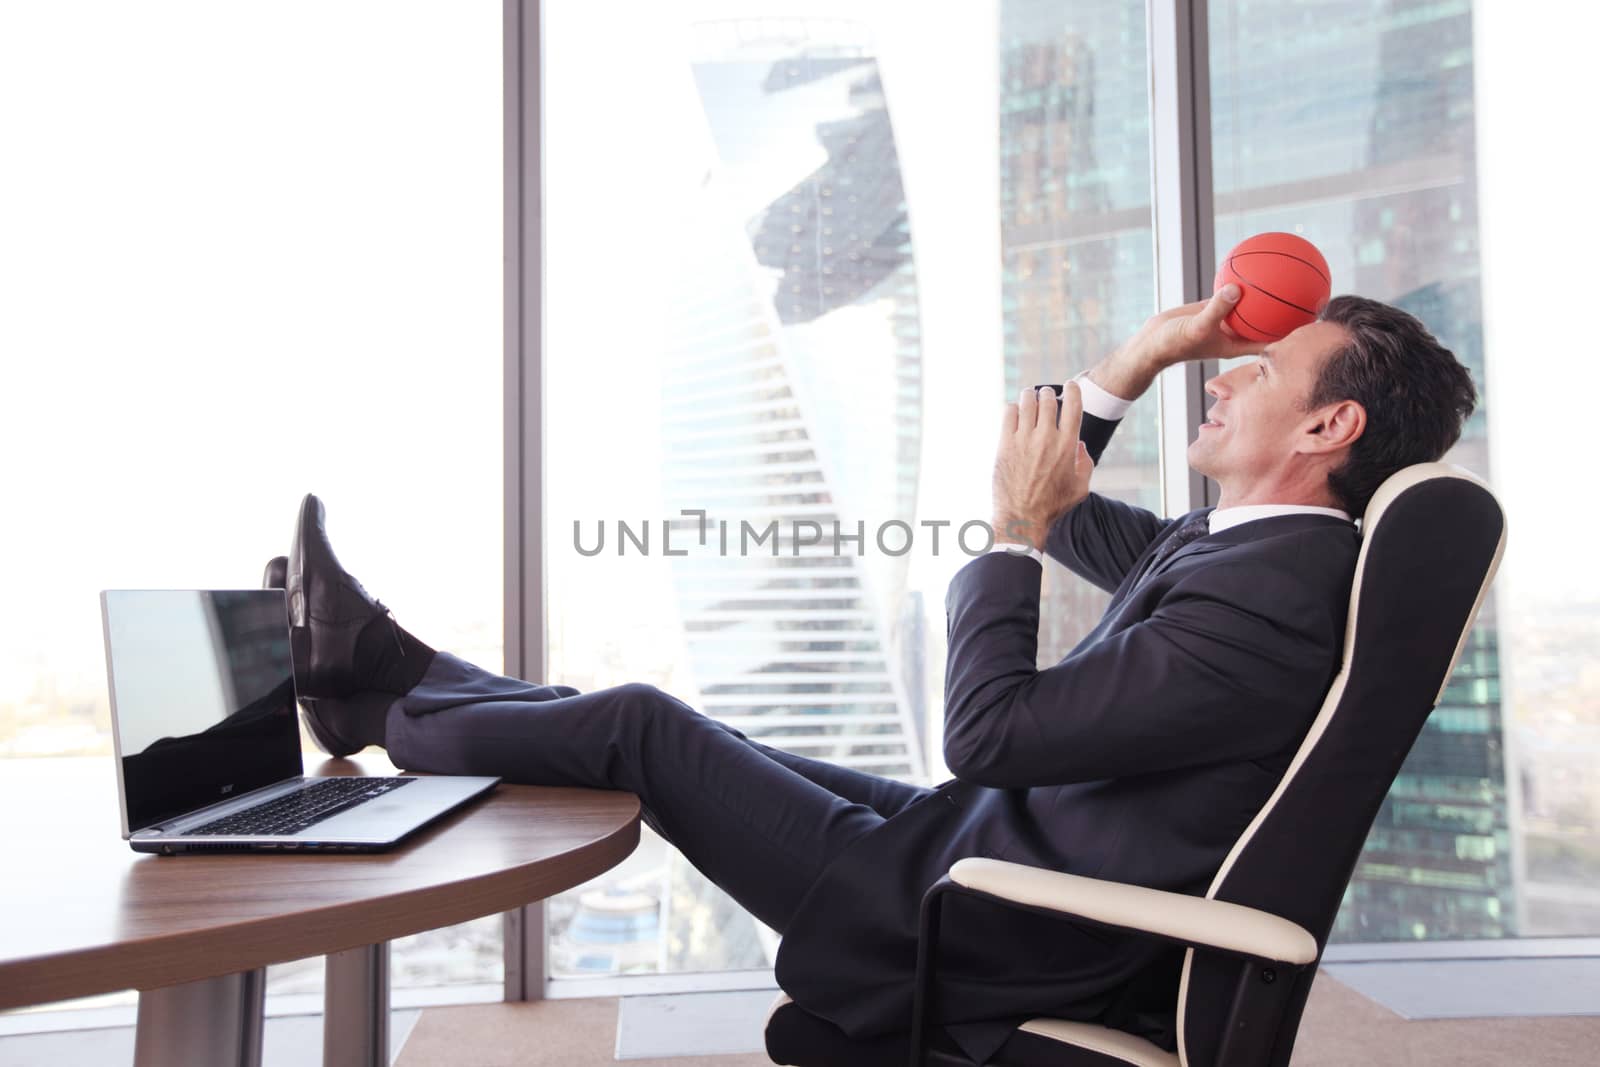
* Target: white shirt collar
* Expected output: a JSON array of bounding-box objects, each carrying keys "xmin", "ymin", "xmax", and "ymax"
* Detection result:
[{"xmin": 1207, "ymin": 503, "xmax": 1352, "ymax": 535}]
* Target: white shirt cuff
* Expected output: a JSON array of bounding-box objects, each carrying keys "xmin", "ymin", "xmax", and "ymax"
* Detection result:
[
  {"xmin": 987, "ymin": 543, "xmax": 1044, "ymax": 565},
  {"xmin": 1072, "ymin": 372, "xmax": 1134, "ymax": 421}
]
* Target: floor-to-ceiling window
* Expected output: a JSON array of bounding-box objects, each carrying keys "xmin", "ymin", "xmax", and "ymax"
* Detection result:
[
  {"xmin": 0, "ymin": 0, "xmax": 505, "ymax": 1010},
  {"xmin": 542, "ymin": 0, "xmax": 1160, "ymax": 985}
]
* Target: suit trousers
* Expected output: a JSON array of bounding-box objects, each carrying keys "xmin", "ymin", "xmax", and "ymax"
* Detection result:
[{"xmin": 384, "ymin": 651, "xmax": 931, "ymax": 934}]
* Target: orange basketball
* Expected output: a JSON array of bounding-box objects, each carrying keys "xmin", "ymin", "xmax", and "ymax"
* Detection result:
[{"xmin": 1213, "ymin": 232, "xmax": 1332, "ymax": 342}]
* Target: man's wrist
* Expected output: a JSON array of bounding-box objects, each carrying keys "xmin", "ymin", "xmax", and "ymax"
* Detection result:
[
  {"xmin": 1073, "ymin": 372, "xmax": 1134, "ymax": 421},
  {"xmin": 1085, "ymin": 346, "xmax": 1164, "ymax": 404},
  {"xmin": 987, "ymin": 542, "xmax": 1044, "ymax": 565},
  {"xmin": 992, "ymin": 514, "xmax": 1048, "ymax": 550}
]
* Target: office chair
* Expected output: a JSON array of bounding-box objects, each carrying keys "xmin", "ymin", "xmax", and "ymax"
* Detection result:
[{"xmin": 765, "ymin": 462, "xmax": 1506, "ymax": 1066}]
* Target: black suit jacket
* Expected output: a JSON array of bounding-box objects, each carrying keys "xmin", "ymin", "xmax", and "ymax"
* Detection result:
[{"xmin": 773, "ymin": 412, "xmax": 1359, "ymax": 1062}]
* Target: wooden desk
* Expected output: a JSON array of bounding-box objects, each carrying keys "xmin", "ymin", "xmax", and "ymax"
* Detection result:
[{"xmin": 0, "ymin": 754, "xmax": 640, "ymax": 1066}]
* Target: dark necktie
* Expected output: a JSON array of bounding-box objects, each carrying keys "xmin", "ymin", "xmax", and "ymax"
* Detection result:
[{"xmin": 1141, "ymin": 514, "xmax": 1212, "ymax": 578}]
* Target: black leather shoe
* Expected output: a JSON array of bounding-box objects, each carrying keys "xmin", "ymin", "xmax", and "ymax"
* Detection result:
[
  {"xmin": 263, "ymin": 552, "xmax": 360, "ymax": 757},
  {"xmin": 286, "ymin": 494, "xmax": 396, "ymax": 701}
]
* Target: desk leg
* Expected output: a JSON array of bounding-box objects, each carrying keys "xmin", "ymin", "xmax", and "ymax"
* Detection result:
[
  {"xmin": 324, "ymin": 941, "xmax": 389, "ymax": 1066},
  {"xmin": 134, "ymin": 968, "xmax": 265, "ymax": 1067}
]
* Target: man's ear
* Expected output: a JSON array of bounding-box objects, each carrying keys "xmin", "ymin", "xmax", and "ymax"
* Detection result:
[{"xmin": 1301, "ymin": 399, "xmax": 1366, "ymax": 455}]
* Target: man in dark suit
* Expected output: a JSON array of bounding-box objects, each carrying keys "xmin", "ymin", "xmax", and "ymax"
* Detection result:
[{"xmin": 279, "ymin": 285, "xmax": 1476, "ymax": 1060}]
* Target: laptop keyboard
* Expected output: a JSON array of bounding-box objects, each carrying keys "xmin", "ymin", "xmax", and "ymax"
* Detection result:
[{"xmin": 190, "ymin": 777, "xmax": 416, "ymax": 837}]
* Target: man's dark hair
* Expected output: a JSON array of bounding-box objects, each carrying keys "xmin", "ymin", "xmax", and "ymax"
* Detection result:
[{"xmin": 1304, "ymin": 295, "xmax": 1478, "ymax": 516}]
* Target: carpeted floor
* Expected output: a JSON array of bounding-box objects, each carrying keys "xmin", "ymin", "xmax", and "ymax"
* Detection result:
[{"xmin": 394, "ymin": 973, "xmax": 1600, "ymax": 1066}]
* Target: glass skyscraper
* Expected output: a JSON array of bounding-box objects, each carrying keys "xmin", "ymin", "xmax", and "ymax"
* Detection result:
[
  {"xmin": 553, "ymin": 20, "xmax": 933, "ymax": 976},
  {"xmin": 665, "ymin": 19, "xmax": 929, "ymax": 782},
  {"xmin": 998, "ymin": 0, "xmax": 1162, "ymax": 664}
]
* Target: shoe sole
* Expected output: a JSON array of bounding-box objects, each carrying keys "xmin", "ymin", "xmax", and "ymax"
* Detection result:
[{"xmin": 300, "ymin": 706, "xmax": 359, "ymax": 758}]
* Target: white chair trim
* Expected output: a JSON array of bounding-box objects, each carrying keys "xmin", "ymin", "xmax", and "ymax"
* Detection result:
[
  {"xmin": 1017, "ymin": 1017, "xmax": 1180, "ymax": 1067},
  {"xmin": 949, "ymin": 858, "xmax": 1316, "ymax": 965},
  {"xmin": 1173, "ymin": 462, "xmax": 1505, "ymax": 1067}
]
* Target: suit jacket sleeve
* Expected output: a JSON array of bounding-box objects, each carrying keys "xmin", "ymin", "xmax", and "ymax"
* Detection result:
[
  {"xmin": 941, "ymin": 549, "xmax": 1341, "ymax": 788},
  {"xmin": 1043, "ymin": 410, "xmax": 1172, "ymax": 593}
]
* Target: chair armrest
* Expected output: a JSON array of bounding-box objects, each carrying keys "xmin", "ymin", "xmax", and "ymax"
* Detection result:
[{"xmin": 949, "ymin": 857, "xmax": 1317, "ymax": 965}]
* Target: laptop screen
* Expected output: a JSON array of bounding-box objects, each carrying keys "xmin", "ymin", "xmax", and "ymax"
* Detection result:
[{"xmin": 102, "ymin": 589, "xmax": 303, "ymax": 833}]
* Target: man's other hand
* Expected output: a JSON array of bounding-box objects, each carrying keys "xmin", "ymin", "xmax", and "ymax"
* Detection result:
[{"xmin": 991, "ymin": 382, "xmax": 1095, "ymax": 551}]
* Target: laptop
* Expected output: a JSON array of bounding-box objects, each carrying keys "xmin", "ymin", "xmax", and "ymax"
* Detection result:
[{"xmin": 100, "ymin": 588, "xmax": 500, "ymax": 855}]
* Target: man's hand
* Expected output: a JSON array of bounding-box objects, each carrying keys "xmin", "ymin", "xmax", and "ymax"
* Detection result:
[
  {"xmin": 1084, "ymin": 285, "xmax": 1264, "ymax": 402},
  {"xmin": 1121, "ymin": 284, "xmax": 1264, "ymax": 368},
  {"xmin": 992, "ymin": 382, "xmax": 1095, "ymax": 551}
]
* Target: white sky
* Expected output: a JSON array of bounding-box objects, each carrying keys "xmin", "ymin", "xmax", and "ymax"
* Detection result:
[
  {"xmin": 0, "ymin": 4, "xmax": 505, "ymax": 719},
  {"xmin": 542, "ymin": 0, "xmax": 1001, "ymax": 701},
  {"xmin": 1474, "ymin": 2, "xmax": 1600, "ymax": 611}
]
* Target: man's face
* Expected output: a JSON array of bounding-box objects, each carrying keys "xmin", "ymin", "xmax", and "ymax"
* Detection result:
[{"xmin": 1188, "ymin": 319, "xmax": 1351, "ymax": 492}]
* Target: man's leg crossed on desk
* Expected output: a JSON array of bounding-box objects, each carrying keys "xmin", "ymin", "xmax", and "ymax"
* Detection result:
[{"xmin": 275, "ymin": 492, "xmax": 928, "ymax": 936}]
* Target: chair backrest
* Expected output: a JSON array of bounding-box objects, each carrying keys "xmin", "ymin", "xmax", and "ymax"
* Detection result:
[{"xmin": 1173, "ymin": 463, "xmax": 1507, "ymax": 1067}]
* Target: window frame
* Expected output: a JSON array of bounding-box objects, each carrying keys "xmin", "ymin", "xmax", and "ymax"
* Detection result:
[{"xmin": 502, "ymin": 0, "xmax": 549, "ymax": 1003}]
